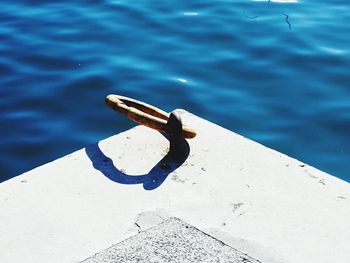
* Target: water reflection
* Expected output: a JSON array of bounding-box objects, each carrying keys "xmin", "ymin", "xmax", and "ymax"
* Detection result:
[
  {"xmin": 252, "ymin": 0, "xmax": 298, "ymax": 3},
  {"xmin": 183, "ymin": 12, "xmax": 199, "ymax": 16}
]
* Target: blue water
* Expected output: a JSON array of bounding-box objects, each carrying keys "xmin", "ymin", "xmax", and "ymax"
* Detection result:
[{"xmin": 0, "ymin": 0, "xmax": 349, "ymax": 182}]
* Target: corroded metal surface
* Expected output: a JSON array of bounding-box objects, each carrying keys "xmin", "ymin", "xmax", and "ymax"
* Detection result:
[{"xmin": 105, "ymin": 94, "xmax": 196, "ymax": 139}]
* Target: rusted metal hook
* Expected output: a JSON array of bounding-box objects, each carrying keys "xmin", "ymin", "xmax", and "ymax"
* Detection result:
[
  {"xmin": 105, "ymin": 95, "xmax": 196, "ymax": 139},
  {"xmin": 105, "ymin": 94, "xmax": 196, "ymax": 158}
]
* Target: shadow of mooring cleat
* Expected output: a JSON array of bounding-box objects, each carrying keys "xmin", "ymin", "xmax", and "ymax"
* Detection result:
[{"xmin": 85, "ymin": 95, "xmax": 196, "ymax": 190}]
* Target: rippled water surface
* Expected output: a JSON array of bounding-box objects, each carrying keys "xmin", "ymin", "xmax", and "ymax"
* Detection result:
[{"xmin": 1, "ymin": 0, "xmax": 349, "ymax": 182}]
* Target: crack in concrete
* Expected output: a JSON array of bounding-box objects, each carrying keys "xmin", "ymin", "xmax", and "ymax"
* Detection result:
[
  {"xmin": 337, "ymin": 196, "xmax": 346, "ymax": 200},
  {"xmin": 305, "ymin": 169, "xmax": 318, "ymax": 179},
  {"xmin": 318, "ymin": 178, "xmax": 326, "ymax": 185},
  {"xmin": 232, "ymin": 202, "xmax": 244, "ymax": 213},
  {"xmin": 156, "ymin": 214, "xmax": 166, "ymax": 222},
  {"xmin": 134, "ymin": 222, "xmax": 141, "ymax": 233}
]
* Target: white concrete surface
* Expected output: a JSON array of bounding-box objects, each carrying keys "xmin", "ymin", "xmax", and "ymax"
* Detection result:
[{"xmin": 1, "ymin": 110, "xmax": 349, "ymax": 263}]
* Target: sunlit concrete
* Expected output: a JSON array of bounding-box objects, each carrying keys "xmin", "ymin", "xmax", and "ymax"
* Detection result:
[{"xmin": 0, "ymin": 110, "xmax": 349, "ymax": 263}]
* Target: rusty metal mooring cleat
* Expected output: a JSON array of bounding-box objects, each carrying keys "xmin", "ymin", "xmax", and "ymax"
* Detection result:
[{"xmin": 105, "ymin": 94, "xmax": 196, "ymax": 159}]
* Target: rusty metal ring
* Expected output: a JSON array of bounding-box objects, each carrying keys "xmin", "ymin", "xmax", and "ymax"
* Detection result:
[{"xmin": 105, "ymin": 94, "xmax": 196, "ymax": 139}]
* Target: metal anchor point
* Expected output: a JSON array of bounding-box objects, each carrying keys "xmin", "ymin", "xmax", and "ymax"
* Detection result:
[
  {"xmin": 165, "ymin": 111, "xmax": 188, "ymax": 160},
  {"xmin": 105, "ymin": 94, "xmax": 196, "ymax": 160}
]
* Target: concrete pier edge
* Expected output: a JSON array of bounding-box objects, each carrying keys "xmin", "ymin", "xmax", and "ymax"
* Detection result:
[{"xmin": 1, "ymin": 110, "xmax": 349, "ymax": 263}]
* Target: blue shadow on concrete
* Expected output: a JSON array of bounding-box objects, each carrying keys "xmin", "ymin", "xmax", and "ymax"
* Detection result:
[{"xmin": 85, "ymin": 137, "xmax": 189, "ymax": 190}]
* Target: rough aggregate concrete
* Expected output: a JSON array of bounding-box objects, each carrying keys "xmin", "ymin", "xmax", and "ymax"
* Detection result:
[{"xmin": 82, "ymin": 218, "xmax": 260, "ymax": 263}]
